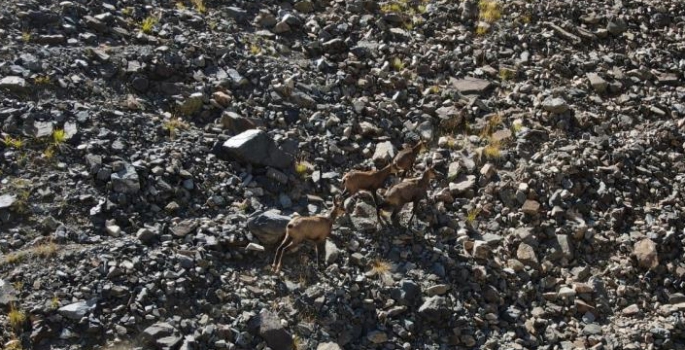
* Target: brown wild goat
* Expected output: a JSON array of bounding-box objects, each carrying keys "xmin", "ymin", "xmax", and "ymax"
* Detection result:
[
  {"xmin": 393, "ymin": 140, "xmax": 427, "ymax": 178},
  {"xmin": 341, "ymin": 162, "xmax": 400, "ymax": 220},
  {"xmin": 378, "ymin": 165, "xmax": 439, "ymax": 227},
  {"xmin": 271, "ymin": 196, "xmax": 346, "ymax": 273}
]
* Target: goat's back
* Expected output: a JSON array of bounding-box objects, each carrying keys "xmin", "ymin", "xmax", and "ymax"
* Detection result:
[{"xmin": 287, "ymin": 216, "xmax": 332, "ymax": 240}]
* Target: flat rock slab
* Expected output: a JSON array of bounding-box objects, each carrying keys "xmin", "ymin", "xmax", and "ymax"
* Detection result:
[
  {"xmin": 58, "ymin": 298, "xmax": 98, "ymax": 320},
  {"xmin": 215, "ymin": 129, "xmax": 293, "ymax": 169},
  {"xmin": 0, "ymin": 76, "xmax": 27, "ymax": 91},
  {"xmin": 450, "ymin": 77, "xmax": 492, "ymax": 95}
]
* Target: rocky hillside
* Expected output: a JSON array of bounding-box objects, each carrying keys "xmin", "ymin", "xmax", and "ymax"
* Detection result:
[{"xmin": 2, "ymin": 0, "xmax": 685, "ymax": 349}]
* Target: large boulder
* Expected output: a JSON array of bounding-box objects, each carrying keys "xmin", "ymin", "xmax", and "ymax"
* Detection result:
[
  {"xmin": 247, "ymin": 210, "xmax": 292, "ymax": 245},
  {"xmin": 213, "ymin": 129, "xmax": 293, "ymax": 169}
]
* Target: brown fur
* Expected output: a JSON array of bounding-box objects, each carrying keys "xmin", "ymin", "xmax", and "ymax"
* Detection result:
[
  {"xmin": 393, "ymin": 140, "xmax": 427, "ymax": 178},
  {"xmin": 379, "ymin": 166, "xmax": 437, "ymax": 226},
  {"xmin": 271, "ymin": 197, "xmax": 346, "ymax": 273},
  {"xmin": 341, "ymin": 162, "xmax": 400, "ymax": 222},
  {"xmin": 341, "ymin": 162, "xmax": 399, "ymax": 196}
]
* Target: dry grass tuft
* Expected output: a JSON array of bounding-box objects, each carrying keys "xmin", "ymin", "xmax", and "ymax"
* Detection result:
[{"xmin": 8, "ymin": 303, "xmax": 26, "ymax": 330}]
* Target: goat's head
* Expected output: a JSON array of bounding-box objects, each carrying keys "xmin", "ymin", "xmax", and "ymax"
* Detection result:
[{"xmin": 331, "ymin": 195, "xmax": 346, "ymax": 218}]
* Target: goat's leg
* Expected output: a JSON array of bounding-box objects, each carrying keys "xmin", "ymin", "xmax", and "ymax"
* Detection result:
[
  {"xmin": 371, "ymin": 191, "xmax": 383, "ymax": 226},
  {"xmin": 391, "ymin": 208, "xmax": 401, "ymax": 226},
  {"xmin": 275, "ymin": 240, "xmax": 299, "ymax": 273},
  {"xmin": 314, "ymin": 243, "xmax": 321, "ymax": 269},
  {"xmin": 407, "ymin": 200, "xmax": 420, "ymax": 228},
  {"xmin": 272, "ymin": 235, "xmax": 291, "ymax": 271}
]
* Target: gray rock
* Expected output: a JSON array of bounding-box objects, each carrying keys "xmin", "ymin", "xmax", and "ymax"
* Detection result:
[
  {"xmin": 607, "ymin": 16, "xmax": 627, "ymax": 35},
  {"xmin": 324, "ymin": 240, "xmax": 340, "ymax": 264},
  {"xmin": 25, "ymin": 121, "xmax": 54, "ymax": 138},
  {"xmin": 450, "ymin": 77, "xmax": 492, "ymax": 95},
  {"xmin": 418, "ymin": 296, "xmax": 449, "ymax": 322},
  {"xmin": 372, "ymin": 141, "xmax": 396, "ymax": 165},
  {"xmin": 582, "ymin": 323, "xmax": 603, "ymax": 336},
  {"xmin": 0, "ymin": 76, "xmax": 27, "ymax": 91},
  {"xmin": 226, "ymin": 6, "xmax": 248, "ymax": 22},
  {"xmin": 216, "ymin": 129, "xmax": 293, "ymax": 169},
  {"xmin": 248, "ymin": 309, "xmax": 293, "ymax": 350},
  {"xmin": 0, "ymin": 194, "xmax": 17, "ymax": 209},
  {"xmin": 110, "ymin": 162, "xmax": 140, "ymax": 194},
  {"xmin": 317, "ymin": 342, "xmax": 342, "ymax": 350},
  {"xmin": 142, "ymin": 322, "xmax": 176, "ymax": 344},
  {"xmin": 556, "ymin": 234, "xmax": 574, "ymax": 260},
  {"xmin": 541, "ymin": 97, "xmax": 569, "ymax": 114},
  {"xmin": 587, "ymin": 73, "xmax": 608, "ymax": 93},
  {"xmin": 0, "ymin": 279, "xmax": 18, "ymax": 306},
  {"xmin": 294, "ymin": 1, "xmax": 315, "ymax": 13},
  {"xmin": 220, "ymin": 111, "xmax": 265, "ymax": 133},
  {"xmin": 157, "ymin": 335, "xmax": 182, "ymax": 349},
  {"xmin": 397, "ymin": 280, "xmax": 421, "ymax": 305},
  {"xmin": 516, "ymin": 243, "xmax": 539, "ymax": 268},
  {"xmin": 58, "ymin": 299, "xmax": 97, "ymax": 320},
  {"xmin": 449, "ymin": 175, "xmax": 476, "ymax": 194},
  {"xmin": 349, "ymin": 199, "xmax": 378, "ymax": 233},
  {"xmin": 366, "ymin": 330, "xmax": 388, "ymax": 344},
  {"xmin": 170, "ymin": 220, "xmax": 199, "ymax": 237},
  {"xmin": 247, "ymin": 210, "xmax": 292, "ymax": 245},
  {"xmin": 425, "ymin": 284, "xmax": 450, "ymax": 296}
]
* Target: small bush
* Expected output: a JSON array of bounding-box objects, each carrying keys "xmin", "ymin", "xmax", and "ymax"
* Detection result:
[
  {"xmin": 369, "ymin": 259, "xmax": 392, "ymax": 276},
  {"xmin": 140, "ymin": 16, "xmax": 158, "ymax": 34},
  {"xmin": 33, "ymin": 76, "xmax": 51, "ymax": 85},
  {"xmin": 162, "ymin": 114, "xmax": 190, "ymax": 139},
  {"xmin": 483, "ymin": 139, "xmax": 502, "ymax": 159},
  {"xmin": 8, "ymin": 303, "xmax": 26, "ymax": 330},
  {"xmin": 52, "ymin": 129, "xmax": 66, "ymax": 145},
  {"xmin": 479, "ymin": 0, "xmax": 502, "ymax": 23},
  {"xmin": 190, "ymin": 0, "xmax": 206, "ymax": 13},
  {"xmin": 2, "ymin": 135, "xmax": 24, "ymax": 149},
  {"xmin": 466, "ymin": 208, "xmax": 481, "ymax": 225},
  {"xmin": 391, "ymin": 57, "xmax": 404, "ymax": 71}
]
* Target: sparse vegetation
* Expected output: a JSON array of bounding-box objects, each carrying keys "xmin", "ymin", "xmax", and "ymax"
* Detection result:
[
  {"xmin": 2, "ymin": 135, "xmax": 24, "ymax": 149},
  {"xmin": 390, "ymin": 57, "xmax": 405, "ymax": 71},
  {"xmin": 295, "ymin": 161, "xmax": 309, "ymax": 178},
  {"xmin": 479, "ymin": 0, "xmax": 502, "ymax": 23},
  {"xmin": 369, "ymin": 259, "xmax": 392, "ymax": 277},
  {"xmin": 34, "ymin": 76, "xmax": 51, "ymax": 85},
  {"xmin": 52, "ymin": 129, "xmax": 66, "ymax": 145},
  {"xmin": 483, "ymin": 139, "xmax": 502, "ymax": 159},
  {"xmin": 34, "ymin": 241, "xmax": 58, "ymax": 259},
  {"xmin": 466, "ymin": 207, "xmax": 482, "ymax": 225},
  {"xmin": 51, "ymin": 295, "xmax": 60, "ymax": 309},
  {"xmin": 162, "ymin": 117, "xmax": 190, "ymax": 139},
  {"xmin": 121, "ymin": 7, "xmax": 133, "ymax": 16},
  {"xmin": 190, "ymin": 0, "xmax": 206, "ymax": 13},
  {"xmin": 175, "ymin": 2, "xmax": 186, "ymax": 10},
  {"xmin": 498, "ymin": 67, "xmax": 516, "ymax": 81},
  {"xmin": 140, "ymin": 16, "xmax": 158, "ymax": 34},
  {"xmin": 476, "ymin": 0, "xmax": 502, "ymax": 35},
  {"xmin": 292, "ymin": 334, "xmax": 304, "ymax": 350},
  {"xmin": 511, "ymin": 120, "xmax": 524, "ymax": 133},
  {"xmin": 21, "ymin": 31, "xmax": 31, "ymax": 42},
  {"xmin": 8, "ymin": 303, "xmax": 26, "ymax": 330}
]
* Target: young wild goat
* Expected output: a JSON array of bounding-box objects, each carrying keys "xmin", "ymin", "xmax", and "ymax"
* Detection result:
[
  {"xmin": 393, "ymin": 140, "xmax": 427, "ymax": 178},
  {"xmin": 340, "ymin": 162, "xmax": 400, "ymax": 221},
  {"xmin": 378, "ymin": 165, "xmax": 439, "ymax": 227},
  {"xmin": 271, "ymin": 196, "xmax": 346, "ymax": 273}
]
